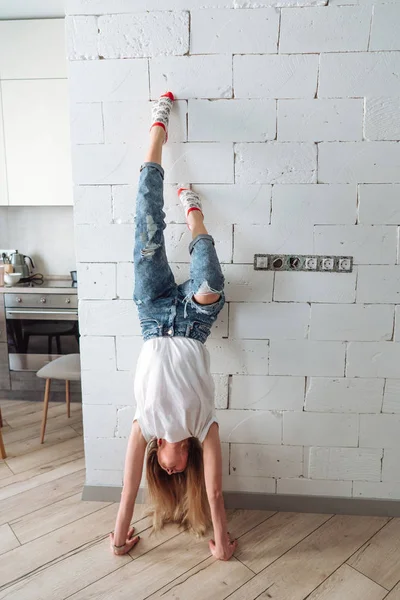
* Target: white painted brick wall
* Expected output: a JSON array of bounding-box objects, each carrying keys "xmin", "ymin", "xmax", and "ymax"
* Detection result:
[
  {"xmin": 280, "ymin": 6, "xmax": 371, "ymax": 53},
  {"xmin": 67, "ymin": 0, "xmax": 400, "ymax": 501}
]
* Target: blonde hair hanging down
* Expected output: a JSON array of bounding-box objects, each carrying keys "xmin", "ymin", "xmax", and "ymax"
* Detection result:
[{"xmin": 144, "ymin": 437, "xmax": 212, "ymax": 538}]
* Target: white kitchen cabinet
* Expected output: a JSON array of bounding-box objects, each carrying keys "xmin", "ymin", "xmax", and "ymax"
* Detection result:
[
  {"xmin": 0, "ymin": 19, "xmax": 67, "ymax": 79},
  {"xmin": 2, "ymin": 79, "xmax": 73, "ymax": 206},
  {"xmin": 0, "ymin": 87, "xmax": 8, "ymax": 206}
]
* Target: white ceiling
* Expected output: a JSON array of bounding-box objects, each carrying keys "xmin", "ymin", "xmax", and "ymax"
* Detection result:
[{"xmin": 0, "ymin": 0, "xmax": 65, "ymax": 20}]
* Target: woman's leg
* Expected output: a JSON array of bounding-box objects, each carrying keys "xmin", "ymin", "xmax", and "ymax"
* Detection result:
[
  {"xmin": 133, "ymin": 126, "xmax": 176, "ymax": 306},
  {"xmin": 187, "ymin": 210, "xmax": 224, "ymax": 306}
]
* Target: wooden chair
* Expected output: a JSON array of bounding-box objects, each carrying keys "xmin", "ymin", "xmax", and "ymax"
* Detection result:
[
  {"xmin": 36, "ymin": 354, "xmax": 81, "ymax": 444},
  {"xmin": 0, "ymin": 406, "xmax": 6, "ymax": 459}
]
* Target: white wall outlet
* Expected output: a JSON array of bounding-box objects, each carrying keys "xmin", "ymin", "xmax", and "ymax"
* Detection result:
[
  {"xmin": 338, "ymin": 257, "xmax": 352, "ymax": 272},
  {"xmin": 319, "ymin": 257, "xmax": 334, "ymax": 271},
  {"xmin": 304, "ymin": 257, "xmax": 317, "ymax": 270}
]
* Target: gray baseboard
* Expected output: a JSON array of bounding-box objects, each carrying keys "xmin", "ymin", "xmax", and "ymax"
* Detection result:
[
  {"xmin": 82, "ymin": 485, "xmax": 400, "ymax": 517},
  {"xmin": 0, "ymin": 391, "xmax": 82, "ymax": 402}
]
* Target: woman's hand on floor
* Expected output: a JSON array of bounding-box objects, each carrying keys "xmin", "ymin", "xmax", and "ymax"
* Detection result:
[
  {"xmin": 209, "ymin": 532, "xmax": 238, "ymax": 561},
  {"xmin": 109, "ymin": 527, "xmax": 140, "ymax": 555}
]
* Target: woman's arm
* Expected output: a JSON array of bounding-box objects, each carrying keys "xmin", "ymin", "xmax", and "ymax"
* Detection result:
[
  {"xmin": 202, "ymin": 422, "xmax": 237, "ymax": 560},
  {"xmin": 110, "ymin": 420, "xmax": 147, "ymax": 555}
]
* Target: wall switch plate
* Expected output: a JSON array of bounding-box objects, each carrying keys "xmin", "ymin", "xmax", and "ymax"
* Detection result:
[{"xmin": 254, "ymin": 254, "xmax": 353, "ymax": 273}]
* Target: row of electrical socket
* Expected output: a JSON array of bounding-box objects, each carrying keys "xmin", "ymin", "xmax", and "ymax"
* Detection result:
[{"xmin": 254, "ymin": 254, "xmax": 353, "ymax": 272}]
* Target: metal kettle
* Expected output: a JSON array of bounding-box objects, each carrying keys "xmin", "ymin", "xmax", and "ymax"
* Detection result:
[{"xmin": 10, "ymin": 251, "xmax": 35, "ymax": 278}]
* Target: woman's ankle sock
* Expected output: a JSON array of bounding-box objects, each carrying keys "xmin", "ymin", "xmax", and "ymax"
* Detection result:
[
  {"xmin": 178, "ymin": 187, "xmax": 203, "ymax": 228},
  {"xmin": 150, "ymin": 92, "xmax": 174, "ymax": 144}
]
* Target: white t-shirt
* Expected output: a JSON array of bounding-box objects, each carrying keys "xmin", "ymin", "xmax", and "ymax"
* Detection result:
[{"xmin": 133, "ymin": 336, "xmax": 218, "ymax": 443}]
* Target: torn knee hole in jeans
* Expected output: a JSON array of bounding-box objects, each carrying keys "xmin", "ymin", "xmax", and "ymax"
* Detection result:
[
  {"xmin": 183, "ymin": 281, "xmax": 223, "ymax": 317},
  {"xmin": 140, "ymin": 215, "xmax": 161, "ymax": 258}
]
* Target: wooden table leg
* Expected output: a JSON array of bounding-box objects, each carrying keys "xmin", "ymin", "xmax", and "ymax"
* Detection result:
[
  {"xmin": 66, "ymin": 380, "xmax": 70, "ymax": 418},
  {"xmin": 40, "ymin": 378, "xmax": 51, "ymax": 444}
]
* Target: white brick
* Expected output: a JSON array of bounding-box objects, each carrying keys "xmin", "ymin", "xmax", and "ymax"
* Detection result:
[
  {"xmin": 79, "ymin": 336, "xmax": 116, "ymax": 371},
  {"xmin": 365, "ymin": 98, "xmax": 400, "ymax": 141},
  {"xmin": 165, "ymin": 224, "xmax": 232, "ymax": 263},
  {"xmin": 98, "ymin": 12, "xmax": 189, "ymax": 58},
  {"xmin": 165, "ymin": 184, "xmax": 272, "ymax": 225},
  {"xmin": 305, "ymin": 378, "xmax": 384, "ymax": 413},
  {"xmin": 314, "ymin": 225, "xmax": 397, "ymax": 264},
  {"xmin": 223, "ymin": 475, "xmax": 276, "ymax": 494},
  {"xmin": 284, "ymin": 413, "xmax": 358, "ymax": 447},
  {"xmin": 277, "ymin": 478, "xmax": 352, "ymax": 498},
  {"xmin": 116, "ymin": 406, "xmax": 136, "ymax": 438},
  {"xmin": 319, "ymin": 53, "xmax": 400, "ymax": 98},
  {"xmin": 234, "ymin": 54, "xmax": 318, "ymax": 99},
  {"xmin": 69, "ymin": 59, "xmax": 149, "ymax": 102},
  {"xmin": 230, "ymin": 302, "xmax": 309, "ymax": 340},
  {"xmin": 116, "ymin": 262, "xmax": 133, "ymax": 300},
  {"xmin": 79, "ymin": 300, "xmax": 141, "ymax": 336},
  {"xmin": 209, "ymin": 303, "xmax": 229, "ymax": 339},
  {"xmin": 278, "ymin": 100, "xmax": 363, "ymax": 142},
  {"xmin": 190, "ymin": 9, "xmax": 279, "ymax": 54},
  {"xmin": 84, "ymin": 438, "xmax": 127, "ymax": 471},
  {"xmin": 360, "ymin": 414, "xmax": 400, "ymax": 449},
  {"xmin": 188, "ymin": 99, "xmax": 276, "ymax": 142},
  {"xmin": 66, "ymin": 0, "xmax": 327, "ymax": 11},
  {"xmin": 75, "ymin": 224, "xmax": 133, "ymax": 262},
  {"xmin": 112, "ymin": 186, "xmax": 136, "ymax": 224},
  {"xmin": 319, "ymin": 142, "xmax": 400, "ymax": 184},
  {"xmin": 73, "ymin": 186, "xmax": 112, "ymax": 225},
  {"xmin": 86, "ymin": 470, "xmax": 123, "ymax": 486},
  {"xmin": 235, "ymin": 143, "xmax": 317, "ymax": 184},
  {"xmin": 310, "ymin": 304, "xmax": 394, "ymax": 341},
  {"xmin": 115, "ymin": 336, "xmax": 145, "ymax": 372},
  {"xmin": 309, "ymin": 447, "xmax": 382, "ymax": 482},
  {"xmin": 382, "ymin": 449, "xmax": 400, "ymax": 482},
  {"xmin": 270, "ymin": 340, "xmax": 345, "ymax": 376},
  {"xmin": 170, "ymin": 263, "xmax": 190, "ymax": 285},
  {"xmin": 230, "ymin": 375, "xmax": 305, "ymax": 411},
  {"xmin": 353, "ymin": 482, "xmax": 400, "ymax": 500},
  {"xmin": 237, "ymin": 0, "xmax": 327, "ymax": 4},
  {"xmin": 81, "ymin": 369, "xmax": 135, "ymax": 405},
  {"xmin": 207, "ymin": 339, "xmax": 269, "ymax": 375},
  {"xmin": 233, "ymin": 224, "xmax": 314, "ymax": 263},
  {"xmin": 359, "ymin": 184, "xmax": 400, "ymax": 224},
  {"xmin": 231, "ymin": 443, "xmax": 303, "ymax": 478},
  {"xmin": 328, "ymin": 0, "xmax": 388, "ymax": 4},
  {"xmin": 216, "ymin": 409, "xmax": 282, "ymax": 444},
  {"xmin": 70, "ymin": 103, "xmax": 104, "ymax": 144},
  {"xmin": 163, "ymin": 143, "xmax": 234, "ymax": 184},
  {"xmin": 77, "ymin": 263, "xmax": 117, "ymax": 300},
  {"xmin": 212, "ymin": 374, "xmax": 229, "ymax": 409},
  {"xmin": 221, "ymin": 264, "xmax": 274, "ymax": 302},
  {"xmin": 272, "ymin": 184, "xmax": 356, "ymax": 226},
  {"xmin": 370, "ymin": 4, "xmax": 400, "ymax": 51},
  {"xmin": 383, "ymin": 379, "xmax": 400, "ymax": 413},
  {"xmin": 72, "ymin": 144, "xmax": 139, "ymax": 185},
  {"xmin": 347, "ymin": 342, "xmax": 400, "ymax": 378},
  {"xmin": 103, "ymin": 100, "xmax": 187, "ymax": 144},
  {"xmin": 274, "ymin": 271, "xmax": 357, "ymax": 303},
  {"xmin": 66, "ymin": 16, "xmax": 98, "ymax": 60},
  {"xmin": 357, "ymin": 266, "xmax": 400, "ymax": 304},
  {"xmin": 82, "ymin": 404, "xmax": 117, "ymax": 438},
  {"xmin": 280, "ymin": 6, "xmax": 370, "ymax": 53},
  {"xmin": 150, "ymin": 55, "xmax": 232, "ymax": 99}
]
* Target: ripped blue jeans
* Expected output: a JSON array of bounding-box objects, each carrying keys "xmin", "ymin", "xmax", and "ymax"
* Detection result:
[{"xmin": 133, "ymin": 161, "xmax": 225, "ymax": 344}]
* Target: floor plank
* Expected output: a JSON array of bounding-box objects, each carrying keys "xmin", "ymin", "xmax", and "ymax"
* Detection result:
[
  {"xmin": 1, "ymin": 411, "xmax": 82, "ymax": 445},
  {"xmin": 4, "ymin": 425, "xmax": 79, "ymax": 458},
  {"xmin": 4, "ymin": 436, "xmax": 84, "ymax": 474},
  {"xmin": 3, "ymin": 402, "xmax": 81, "ymax": 429},
  {"xmin": 0, "ymin": 462, "xmax": 13, "ymax": 481},
  {"xmin": 348, "ymin": 518, "xmax": 400, "ymax": 590},
  {"xmin": 235, "ymin": 511, "xmax": 332, "ymax": 573},
  {"xmin": 306, "ymin": 564, "xmax": 387, "ymax": 600},
  {"xmin": 0, "ymin": 524, "xmax": 20, "ymax": 556},
  {"xmin": 0, "ymin": 469, "xmax": 85, "ymax": 526},
  {"xmin": 386, "ymin": 584, "xmax": 400, "ymax": 599},
  {"xmin": 225, "ymin": 515, "xmax": 389, "ymax": 600}
]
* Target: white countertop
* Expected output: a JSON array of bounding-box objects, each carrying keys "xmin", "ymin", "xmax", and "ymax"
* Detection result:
[{"xmin": 0, "ymin": 279, "xmax": 78, "ymax": 294}]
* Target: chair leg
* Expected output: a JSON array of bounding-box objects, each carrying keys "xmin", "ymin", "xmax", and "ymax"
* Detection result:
[
  {"xmin": 66, "ymin": 380, "xmax": 70, "ymax": 418},
  {"xmin": 0, "ymin": 408, "xmax": 6, "ymax": 459},
  {"xmin": 40, "ymin": 378, "xmax": 51, "ymax": 444}
]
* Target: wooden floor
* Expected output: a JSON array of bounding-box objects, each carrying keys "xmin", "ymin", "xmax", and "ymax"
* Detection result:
[{"xmin": 0, "ymin": 399, "xmax": 400, "ymax": 600}]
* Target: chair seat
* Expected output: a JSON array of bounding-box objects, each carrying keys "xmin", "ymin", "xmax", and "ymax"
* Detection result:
[{"xmin": 36, "ymin": 354, "xmax": 81, "ymax": 381}]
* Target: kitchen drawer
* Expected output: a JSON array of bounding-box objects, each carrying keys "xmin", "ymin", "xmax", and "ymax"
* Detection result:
[{"xmin": 4, "ymin": 293, "xmax": 78, "ymax": 309}]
